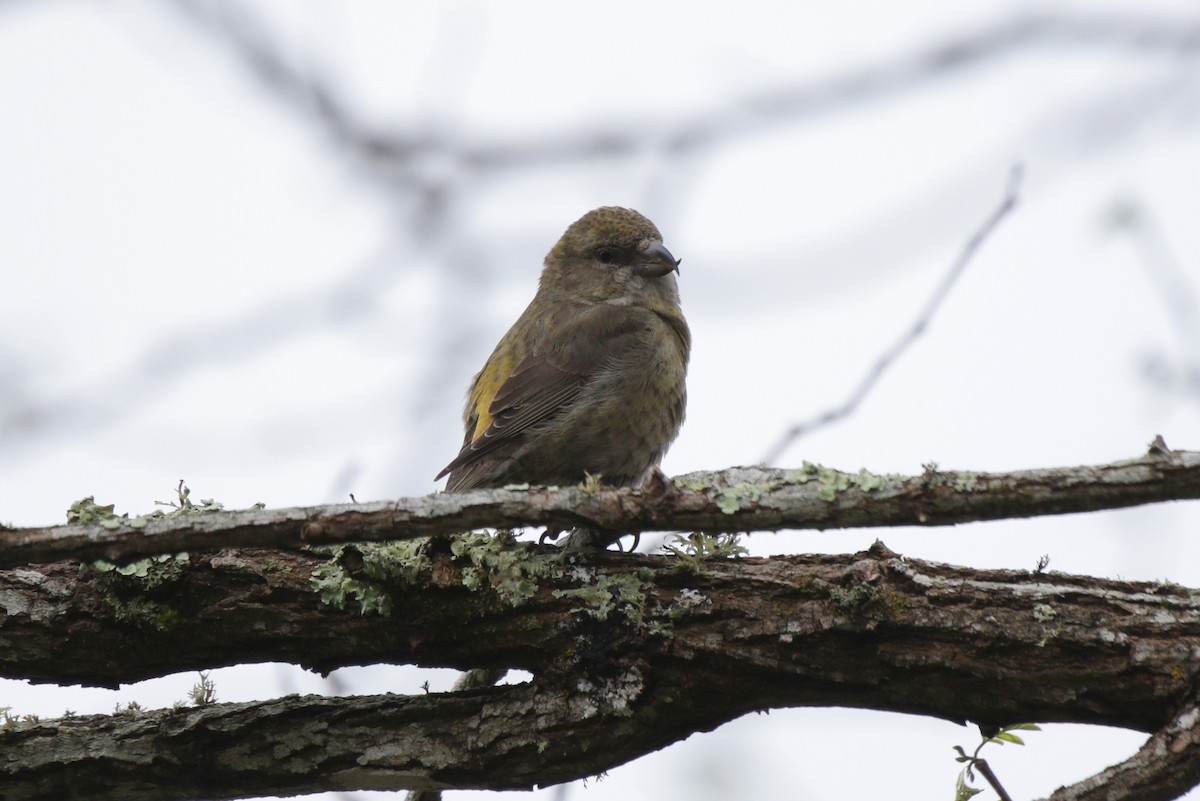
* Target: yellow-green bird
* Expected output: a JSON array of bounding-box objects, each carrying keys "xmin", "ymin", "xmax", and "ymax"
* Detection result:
[{"xmin": 437, "ymin": 207, "xmax": 690, "ymax": 493}]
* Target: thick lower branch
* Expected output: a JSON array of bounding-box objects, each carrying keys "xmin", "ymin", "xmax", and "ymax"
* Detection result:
[
  {"xmin": 0, "ymin": 676, "xmax": 721, "ymax": 801},
  {"xmin": 4, "ymin": 533, "xmax": 1200, "ymax": 801},
  {"xmin": 3, "ymin": 541, "xmax": 1200, "ymax": 731},
  {"xmin": 3, "ymin": 536, "xmax": 1200, "ymax": 798},
  {"xmin": 1, "ymin": 446, "xmax": 1196, "ymax": 567}
]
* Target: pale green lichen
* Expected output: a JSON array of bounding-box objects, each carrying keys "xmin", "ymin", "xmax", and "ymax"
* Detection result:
[
  {"xmin": 674, "ymin": 476, "xmax": 714, "ymax": 492},
  {"xmin": 952, "ymin": 473, "xmax": 982, "ymax": 492},
  {"xmin": 0, "ymin": 708, "xmax": 41, "ymax": 730},
  {"xmin": 67, "ymin": 496, "xmax": 145, "ymax": 530},
  {"xmin": 663, "ymin": 532, "xmax": 748, "ymax": 571},
  {"xmin": 92, "ymin": 553, "xmax": 190, "ymax": 631},
  {"xmin": 310, "ymin": 532, "xmax": 667, "ymax": 633},
  {"xmin": 714, "ymin": 481, "xmax": 774, "ymax": 514},
  {"xmin": 854, "ymin": 469, "xmax": 888, "ymax": 492},
  {"xmin": 674, "ymin": 472, "xmax": 780, "ymax": 514},
  {"xmin": 189, "ymin": 671, "xmax": 217, "ymax": 706},
  {"xmin": 816, "ymin": 467, "xmax": 853, "ymax": 501},
  {"xmin": 830, "ymin": 583, "xmax": 878, "ymax": 611},
  {"xmin": 554, "ymin": 571, "xmax": 650, "ymax": 625},
  {"xmin": 786, "ymin": 462, "xmax": 895, "ymax": 502},
  {"xmin": 310, "ymin": 540, "xmax": 434, "ymax": 617},
  {"xmin": 676, "ymin": 467, "xmax": 896, "ymax": 512},
  {"xmin": 1032, "ymin": 603, "xmax": 1057, "ymax": 623},
  {"xmin": 783, "ymin": 465, "xmax": 818, "ymax": 484},
  {"xmin": 310, "ymin": 533, "xmax": 557, "ymax": 616},
  {"xmin": 1032, "ymin": 603, "xmax": 1060, "ymax": 646},
  {"xmin": 454, "ymin": 534, "xmax": 662, "ymax": 631},
  {"xmin": 93, "ymin": 552, "xmax": 190, "ymax": 586},
  {"xmin": 67, "ymin": 496, "xmax": 119, "ymax": 524},
  {"xmin": 578, "ymin": 472, "xmax": 604, "ymax": 496},
  {"xmin": 451, "ymin": 531, "xmax": 559, "ymax": 608},
  {"xmin": 67, "ymin": 484, "xmax": 254, "ymax": 532}
]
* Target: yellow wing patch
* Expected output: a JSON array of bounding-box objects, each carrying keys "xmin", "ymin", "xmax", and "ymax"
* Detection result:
[{"xmin": 467, "ymin": 349, "xmax": 519, "ymax": 443}]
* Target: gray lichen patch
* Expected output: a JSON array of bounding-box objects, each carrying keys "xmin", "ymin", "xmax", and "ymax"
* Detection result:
[
  {"xmin": 676, "ymin": 463, "xmax": 899, "ymax": 511},
  {"xmin": 569, "ymin": 666, "xmax": 645, "ymax": 719}
]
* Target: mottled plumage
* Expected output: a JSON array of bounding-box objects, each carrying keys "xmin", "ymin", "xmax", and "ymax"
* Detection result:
[{"xmin": 437, "ymin": 207, "xmax": 690, "ymax": 492}]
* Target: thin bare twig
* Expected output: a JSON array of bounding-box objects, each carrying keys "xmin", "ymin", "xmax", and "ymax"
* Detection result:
[
  {"xmin": 1108, "ymin": 199, "xmax": 1200, "ymax": 403},
  {"xmin": 6, "ymin": 10, "xmax": 1192, "ymax": 457},
  {"xmin": 167, "ymin": 7, "xmax": 1200, "ymax": 173},
  {"xmin": 760, "ymin": 165, "xmax": 1023, "ymax": 464}
]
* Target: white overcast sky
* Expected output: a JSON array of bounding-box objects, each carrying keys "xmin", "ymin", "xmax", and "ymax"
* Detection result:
[{"xmin": 2, "ymin": 1, "xmax": 1200, "ymax": 800}]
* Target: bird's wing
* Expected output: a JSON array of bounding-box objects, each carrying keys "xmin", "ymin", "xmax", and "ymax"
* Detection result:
[{"xmin": 436, "ymin": 304, "xmax": 650, "ymax": 485}]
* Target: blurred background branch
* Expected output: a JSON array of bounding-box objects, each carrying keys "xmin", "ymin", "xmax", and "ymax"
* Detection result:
[
  {"xmin": 2, "ymin": 4, "xmax": 1199, "ymax": 800},
  {"xmin": 3, "ymin": 7, "xmax": 1199, "ymax": 468}
]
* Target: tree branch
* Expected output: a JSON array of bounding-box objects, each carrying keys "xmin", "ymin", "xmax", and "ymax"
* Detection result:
[
  {"xmin": 3, "ymin": 446, "xmax": 1198, "ymax": 798},
  {"xmin": 1, "ymin": 446, "xmax": 1197, "ymax": 568},
  {"xmin": 1045, "ymin": 700, "xmax": 1200, "ymax": 801},
  {"xmin": 0, "ymin": 676, "xmax": 722, "ymax": 801},
  {"xmin": 168, "ymin": 6, "xmax": 1200, "ymax": 173},
  {"xmin": 3, "ymin": 539, "xmax": 1200, "ymax": 799}
]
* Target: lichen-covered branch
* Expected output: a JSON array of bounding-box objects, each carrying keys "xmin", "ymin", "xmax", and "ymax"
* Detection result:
[
  {"xmin": 2, "ymin": 446, "xmax": 1197, "ymax": 568},
  {"xmin": 0, "ymin": 676, "xmax": 693, "ymax": 801},
  {"xmin": 2, "ymin": 445, "xmax": 1199, "ymax": 800},
  {"xmin": 1046, "ymin": 700, "xmax": 1200, "ymax": 801},
  {"xmin": 3, "ymin": 539, "xmax": 1200, "ymax": 799}
]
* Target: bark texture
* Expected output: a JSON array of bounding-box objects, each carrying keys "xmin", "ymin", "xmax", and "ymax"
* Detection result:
[
  {"xmin": 1, "ymin": 541, "xmax": 1200, "ymax": 799},
  {"xmin": 0, "ymin": 446, "xmax": 1198, "ymax": 800},
  {"xmin": 2, "ymin": 447, "xmax": 1196, "ymax": 568}
]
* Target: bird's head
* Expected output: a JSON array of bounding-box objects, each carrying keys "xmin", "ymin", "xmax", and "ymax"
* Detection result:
[{"xmin": 539, "ymin": 206, "xmax": 682, "ymax": 309}]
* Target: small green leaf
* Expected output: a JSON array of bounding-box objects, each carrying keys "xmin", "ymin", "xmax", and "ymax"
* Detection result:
[{"xmin": 955, "ymin": 769, "xmax": 983, "ymax": 801}]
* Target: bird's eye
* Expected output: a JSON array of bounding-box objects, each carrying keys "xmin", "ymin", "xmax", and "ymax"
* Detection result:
[{"xmin": 596, "ymin": 248, "xmax": 614, "ymax": 264}]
